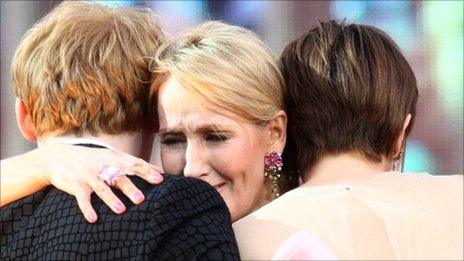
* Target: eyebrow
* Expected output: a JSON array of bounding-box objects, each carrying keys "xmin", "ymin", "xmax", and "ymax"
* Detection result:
[{"xmin": 159, "ymin": 123, "xmax": 233, "ymax": 135}]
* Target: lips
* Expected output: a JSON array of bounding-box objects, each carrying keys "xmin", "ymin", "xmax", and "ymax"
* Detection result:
[{"xmin": 213, "ymin": 183, "xmax": 226, "ymax": 192}]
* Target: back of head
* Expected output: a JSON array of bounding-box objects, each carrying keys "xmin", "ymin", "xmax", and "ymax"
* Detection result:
[
  {"xmin": 280, "ymin": 20, "xmax": 418, "ymax": 177},
  {"xmin": 12, "ymin": 1, "xmax": 164, "ymax": 137}
]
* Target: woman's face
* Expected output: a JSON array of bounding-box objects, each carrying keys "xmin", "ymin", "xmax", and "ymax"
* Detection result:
[{"xmin": 157, "ymin": 76, "xmax": 272, "ymax": 221}]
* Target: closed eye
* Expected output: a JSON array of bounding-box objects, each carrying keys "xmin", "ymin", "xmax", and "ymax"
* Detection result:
[
  {"xmin": 160, "ymin": 134, "xmax": 186, "ymax": 146},
  {"xmin": 205, "ymin": 132, "xmax": 229, "ymax": 143}
]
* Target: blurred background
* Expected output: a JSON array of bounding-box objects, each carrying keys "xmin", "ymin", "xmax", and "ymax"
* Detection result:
[{"xmin": 1, "ymin": 0, "xmax": 462, "ymax": 174}]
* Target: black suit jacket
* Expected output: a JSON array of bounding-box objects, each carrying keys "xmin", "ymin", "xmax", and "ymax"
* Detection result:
[{"xmin": 1, "ymin": 174, "xmax": 239, "ymax": 260}]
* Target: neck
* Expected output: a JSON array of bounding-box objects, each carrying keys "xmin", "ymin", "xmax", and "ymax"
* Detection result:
[
  {"xmin": 37, "ymin": 131, "xmax": 145, "ymax": 158},
  {"xmin": 302, "ymin": 152, "xmax": 391, "ymax": 186}
]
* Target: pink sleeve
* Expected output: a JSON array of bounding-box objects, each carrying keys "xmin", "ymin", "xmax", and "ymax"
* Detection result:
[{"xmin": 271, "ymin": 231, "xmax": 338, "ymax": 260}]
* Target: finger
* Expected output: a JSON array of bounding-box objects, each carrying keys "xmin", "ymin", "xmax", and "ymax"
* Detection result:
[
  {"xmin": 90, "ymin": 177, "xmax": 126, "ymax": 214},
  {"xmin": 116, "ymin": 151, "xmax": 161, "ymax": 173},
  {"xmin": 126, "ymin": 161, "xmax": 163, "ymax": 184},
  {"xmin": 150, "ymin": 164, "xmax": 163, "ymax": 173},
  {"xmin": 103, "ymin": 149, "xmax": 163, "ymax": 184},
  {"xmin": 114, "ymin": 176, "xmax": 145, "ymax": 205},
  {"xmin": 75, "ymin": 190, "xmax": 98, "ymax": 223}
]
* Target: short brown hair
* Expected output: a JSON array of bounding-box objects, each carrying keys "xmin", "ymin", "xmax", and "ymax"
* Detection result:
[
  {"xmin": 12, "ymin": 1, "xmax": 164, "ymax": 137},
  {"xmin": 280, "ymin": 20, "xmax": 418, "ymax": 177}
]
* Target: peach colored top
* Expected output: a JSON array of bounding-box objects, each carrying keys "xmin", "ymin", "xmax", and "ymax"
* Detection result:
[{"xmin": 233, "ymin": 172, "xmax": 463, "ymax": 260}]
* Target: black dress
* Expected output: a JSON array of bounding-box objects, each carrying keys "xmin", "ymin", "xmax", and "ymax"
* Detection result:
[{"xmin": 0, "ymin": 174, "xmax": 239, "ymax": 260}]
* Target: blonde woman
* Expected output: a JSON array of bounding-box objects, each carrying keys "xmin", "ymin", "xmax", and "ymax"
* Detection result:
[{"xmin": 149, "ymin": 21, "xmax": 296, "ymax": 221}]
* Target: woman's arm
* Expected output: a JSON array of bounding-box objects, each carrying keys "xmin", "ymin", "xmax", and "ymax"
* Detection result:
[
  {"xmin": 1, "ymin": 149, "xmax": 49, "ymax": 207},
  {"xmin": 0, "ymin": 144, "xmax": 163, "ymax": 223}
]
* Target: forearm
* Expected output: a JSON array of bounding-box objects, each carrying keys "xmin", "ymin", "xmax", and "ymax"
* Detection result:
[{"xmin": 0, "ymin": 149, "xmax": 49, "ymax": 207}]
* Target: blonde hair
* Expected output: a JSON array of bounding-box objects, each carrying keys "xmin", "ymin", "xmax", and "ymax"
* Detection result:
[
  {"xmin": 150, "ymin": 21, "xmax": 285, "ymax": 123},
  {"xmin": 12, "ymin": 1, "xmax": 165, "ymax": 137}
]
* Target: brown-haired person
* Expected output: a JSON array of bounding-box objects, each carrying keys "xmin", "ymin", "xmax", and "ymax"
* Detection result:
[
  {"xmin": 233, "ymin": 20, "xmax": 463, "ymax": 260},
  {"xmin": 0, "ymin": 2, "xmax": 239, "ymax": 259}
]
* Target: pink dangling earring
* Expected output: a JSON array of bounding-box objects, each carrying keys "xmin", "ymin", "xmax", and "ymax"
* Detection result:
[{"xmin": 264, "ymin": 151, "xmax": 283, "ymax": 197}]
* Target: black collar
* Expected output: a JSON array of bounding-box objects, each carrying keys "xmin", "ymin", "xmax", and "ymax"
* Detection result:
[{"xmin": 73, "ymin": 143, "xmax": 107, "ymax": 149}]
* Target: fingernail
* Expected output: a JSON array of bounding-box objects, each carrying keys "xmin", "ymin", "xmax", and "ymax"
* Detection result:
[
  {"xmin": 115, "ymin": 202, "xmax": 126, "ymax": 213},
  {"xmin": 153, "ymin": 172, "xmax": 163, "ymax": 183},
  {"xmin": 87, "ymin": 211, "xmax": 97, "ymax": 223},
  {"xmin": 134, "ymin": 192, "xmax": 144, "ymax": 203}
]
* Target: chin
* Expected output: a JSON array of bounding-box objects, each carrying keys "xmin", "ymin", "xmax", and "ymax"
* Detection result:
[
  {"xmin": 229, "ymin": 204, "xmax": 249, "ymax": 222},
  {"xmin": 219, "ymin": 194, "xmax": 237, "ymax": 221},
  {"xmin": 219, "ymin": 187, "xmax": 252, "ymax": 222},
  {"xmin": 230, "ymin": 210, "xmax": 241, "ymax": 222}
]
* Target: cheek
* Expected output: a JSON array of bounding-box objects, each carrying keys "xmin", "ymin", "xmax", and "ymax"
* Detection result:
[
  {"xmin": 212, "ymin": 144, "xmax": 256, "ymax": 178},
  {"xmin": 220, "ymin": 151, "xmax": 267, "ymax": 221},
  {"xmin": 217, "ymin": 141, "xmax": 266, "ymax": 195},
  {"xmin": 160, "ymin": 148, "xmax": 185, "ymax": 176}
]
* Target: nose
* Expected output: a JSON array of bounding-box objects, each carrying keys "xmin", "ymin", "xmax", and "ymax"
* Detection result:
[{"xmin": 183, "ymin": 141, "xmax": 210, "ymax": 178}]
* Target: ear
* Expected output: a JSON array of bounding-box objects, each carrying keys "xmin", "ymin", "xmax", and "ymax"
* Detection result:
[
  {"xmin": 264, "ymin": 110, "xmax": 287, "ymax": 153},
  {"xmin": 15, "ymin": 98, "xmax": 37, "ymax": 143},
  {"xmin": 392, "ymin": 113, "xmax": 412, "ymax": 158}
]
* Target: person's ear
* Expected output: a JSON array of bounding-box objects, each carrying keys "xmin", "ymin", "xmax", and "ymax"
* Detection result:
[
  {"xmin": 265, "ymin": 110, "xmax": 287, "ymax": 153},
  {"xmin": 392, "ymin": 113, "xmax": 412, "ymax": 158},
  {"xmin": 15, "ymin": 98, "xmax": 37, "ymax": 143}
]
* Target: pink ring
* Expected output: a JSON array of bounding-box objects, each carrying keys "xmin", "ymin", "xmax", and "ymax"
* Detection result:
[{"xmin": 98, "ymin": 165, "xmax": 124, "ymax": 186}]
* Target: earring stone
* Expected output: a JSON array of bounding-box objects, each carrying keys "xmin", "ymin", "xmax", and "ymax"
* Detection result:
[{"xmin": 264, "ymin": 151, "xmax": 283, "ymax": 197}]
